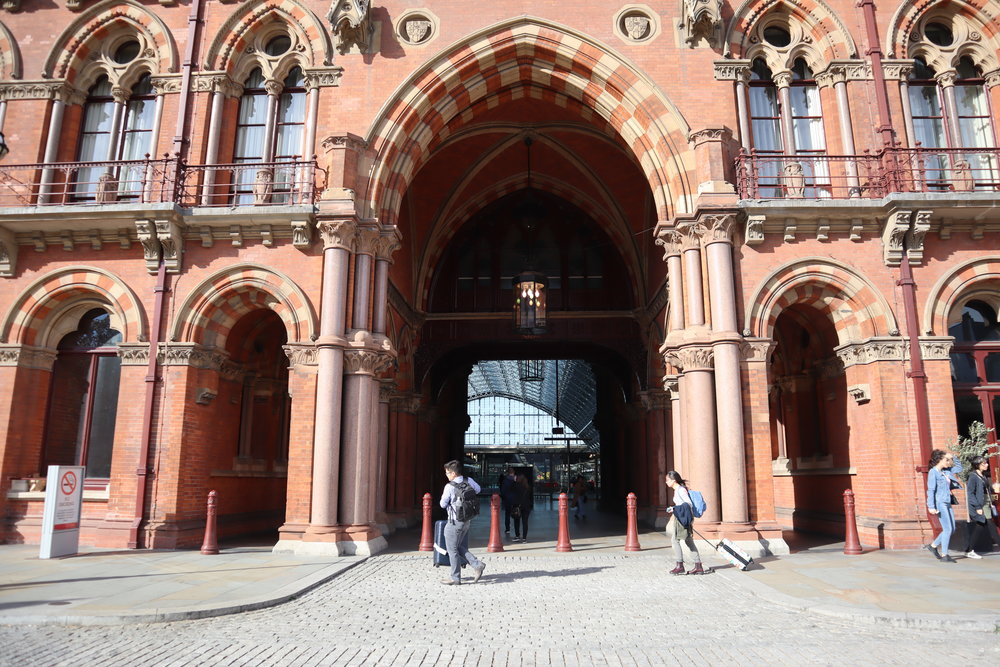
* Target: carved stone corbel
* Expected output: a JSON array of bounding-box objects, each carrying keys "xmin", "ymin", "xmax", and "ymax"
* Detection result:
[
  {"xmin": 135, "ymin": 219, "xmax": 162, "ymax": 273},
  {"xmin": 0, "ymin": 226, "xmax": 17, "ymax": 277},
  {"xmin": 328, "ymin": 0, "xmax": 375, "ymax": 55},
  {"xmin": 1, "ymin": 0, "xmax": 21, "ymax": 13},
  {"xmin": 155, "ymin": 219, "xmax": 184, "ymax": 272},
  {"xmin": 678, "ymin": 0, "xmax": 722, "ymax": 49},
  {"xmin": 881, "ymin": 210, "xmax": 911, "ymax": 266},
  {"xmin": 744, "ymin": 216, "xmax": 764, "ymax": 245},
  {"xmin": 291, "ymin": 220, "xmax": 313, "ymax": 248},
  {"xmin": 907, "ymin": 211, "xmax": 931, "ymax": 265}
]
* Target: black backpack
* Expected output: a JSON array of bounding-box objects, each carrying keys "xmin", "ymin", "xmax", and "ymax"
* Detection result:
[{"xmin": 449, "ymin": 480, "xmax": 480, "ymax": 521}]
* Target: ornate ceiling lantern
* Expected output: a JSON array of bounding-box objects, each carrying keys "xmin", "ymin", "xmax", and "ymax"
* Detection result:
[
  {"xmin": 517, "ymin": 359, "xmax": 544, "ymax": 382},
  {"xmin": 513, "ymin": 135, "xmax": 547, "ymax": 335}
]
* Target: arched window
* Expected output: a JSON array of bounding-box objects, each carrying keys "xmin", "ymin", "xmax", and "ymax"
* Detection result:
[
  {"xmin": 273, "ymin": 67, "xmax": 307, "ymax": 202},
  {"xmin": 949, "ymin": 300, "xmax": 1000, "ymax": 443},
  {"xmin": 118, "ymin": 74, "xmax": 157, "ymax": 197},
  {"xmin": 789, "ymin": 58, "xmax": 829, "ymax": 196},
  {"xmin": 907, "ymin": 57, "xmax": 950, "ymax": 189},
  {"xmin": 42, "ymin": 309, "xmax": 123, "ymax": 481},
  {"xmin": 75, "ymin": 76, "xmax": 115, "ymax": 200},
  {"xmin": 748, "ymin": 58, "xmax": 783, "ymax": 197},
  {"xmin": 955, "ymin": 57, "xmax": 998, "ymax": 185}
]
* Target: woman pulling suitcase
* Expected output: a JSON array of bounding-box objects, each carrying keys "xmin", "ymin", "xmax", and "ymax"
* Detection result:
[{"xmin": 666, "ymin": 470, "xmax": 707, "ymax": 575}]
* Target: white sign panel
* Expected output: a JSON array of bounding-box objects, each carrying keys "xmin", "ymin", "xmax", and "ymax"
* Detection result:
[{"xmin": 39, "ymin": 465, "xmax": 85, "ymax": 559}]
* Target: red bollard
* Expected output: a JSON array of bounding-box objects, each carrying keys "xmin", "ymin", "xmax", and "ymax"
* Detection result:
[
  {"xmin": 418, "ymin": 492, "xmax": 434, "ymax": 551},
  {"xmin": 843, "ymin": 489, "xmax": 862, "ymax": 555},
  {"xmin": 487, "ymin": 493, "xmax": 505, "ymax": 553},
  {"xmin": 200, "ymin": 490, "xmax": 219, "ymax": 555},
  {"xmin": 624, "ymin": 492, "xmax": 641, "ymax": 552},
  {"xmin": 556, "ymin": 492, "xmax": 573, "ymax": 552}
]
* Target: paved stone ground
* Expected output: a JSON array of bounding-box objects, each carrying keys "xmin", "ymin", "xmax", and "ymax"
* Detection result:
[{"xmin": 3, "ymin": 551, "xmax": 999, "ymax": 665}]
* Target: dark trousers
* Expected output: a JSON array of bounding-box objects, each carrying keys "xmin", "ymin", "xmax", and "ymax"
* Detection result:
[
  {"xmin": 964, "ymin": 517, "xmax": 1000, "ymax": 552},
  {"xmin": 514, "ymin": 508, "xmax": 532, "ymax": 539},
  {"xmin": 504, "ymin": 506, "xmax": 513, "ymax": 532}
]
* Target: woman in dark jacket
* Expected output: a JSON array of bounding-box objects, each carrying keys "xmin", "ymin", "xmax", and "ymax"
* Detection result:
[
  {"xmin": 962, "ymin": 456, "xmax": 998, "ymax": 559},
  {"xmin": 511, "ymin": 474, "xmax": 534, "ymax": 543}
]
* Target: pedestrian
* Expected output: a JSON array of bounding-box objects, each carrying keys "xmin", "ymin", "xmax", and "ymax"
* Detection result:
[
  {"xmin": 962, "ymin": 456, "xmax": 999, "ymax": 558},
  {"xmin": 665, "ymin": 470, "xmax": 706, "ymax": 575},
  {"xmin": 926, "ymin": 449, "xmax": 963, "ymax": 562},
  {"xmin": 511, "ymin": 473, "xmax": 534, "ymax": 543},
  {"xmin": 572, "ymin": 474, "xmax": 588, "ymax": 520},
  {"xmin": 439, "ymin": 460, "xmax": 486, "ymax": 585},
  {"xmin": 500, "ymin": 467, "xmax": 517, "ymax": 536}
]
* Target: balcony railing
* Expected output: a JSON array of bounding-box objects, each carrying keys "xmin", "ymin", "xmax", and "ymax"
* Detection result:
[
  {"xmin": 0, "ymin": 156, "xmax": 325, "ymax": 208},
  {"xmin": 735, "ymin": 146, "xmax": 1000, "ymax": 200}
]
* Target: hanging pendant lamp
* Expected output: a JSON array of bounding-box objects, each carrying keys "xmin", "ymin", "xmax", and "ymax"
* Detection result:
[{"xmin": 513, "ymin": 136, "xmax": 547, "ymax": 335}]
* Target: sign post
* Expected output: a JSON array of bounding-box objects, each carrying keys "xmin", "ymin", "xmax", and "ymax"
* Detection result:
[{"xmin": 39, "ymin": 465, "xmax": 85, "ymax": 559}]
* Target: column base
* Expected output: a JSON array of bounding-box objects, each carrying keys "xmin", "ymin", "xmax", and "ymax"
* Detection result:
[
  {"xmin": 337, "ymin": 523, "xmax": 387, "ymax": 556},
  {"xmin": 689, "ymin": 521, "xmax": 789, "ymax": 557}
]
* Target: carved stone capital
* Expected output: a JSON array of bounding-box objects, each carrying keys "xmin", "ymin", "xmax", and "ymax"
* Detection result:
[
  {"xmin": 745, "ymin": 215, "xmax": 765, "ymax": 246},
  {"xmin": 654, "ymin": 228, "xmax": 683, "ymax": 259},
  {"xmin": 638, "ymin": 389, "xmax": 671, "ymax": 411},
  {"xmin": 696, "ymin": 214, "xmax": 737, "ymax": 245},
  {"xmin": 713, "ymin": 60, "xmax": 752, "ymax": 82},
  {"xmin": 158, "ymin": 343, "xmax": 228, "ymax": 370},
  {"xmin": 662, "ymin": 375, "xmax": 679, "ymax": 399},
  {"xmin": 0, "ymin": 226, "xmax": 16, "ymax": 277},
  {"xmin": 117, "ymin": 343, "xmax": 151, "ymax": 366},
  {"xmin": 0, "ymin": 344, "xmax": 57, "ymax": 371},
  {"xmin": 303, "ymin": 67, "xmax": 345, "ymax": 89},
  {"xmin": 135, "ymin": 219, "xmax": 162, "ymax": 272},
  {"xmin": 936, "ymin": 71, "xmax": 957, "ymax": 87},
  {"xmin": 834, "ymin": 337, "xmax": 905, "ymax": 368},
  {"xmin": 741, "ymin": 338, "xmax": 775, "ymax": 363},
  {"xmin": 688, "ymin": 127, "xmax": 732, "ymax": 147},
  {"xmin": 376, "ymin": 229, "xmax": 402, "ymax": 262},
  {"xmin": 283, "ymin": 343, "xmax": 318, "ymax": 368},
  {"xmin": 263, "ymin": 80, "xmax": 284, "ymax": 97},
  {"xmin": 343, "ymin": 349, "xmax": 393, "ymax": 375},
  {"xmin": 986, "ymin": 70, "xmax": 1000, "ymax": 89},
  {"xmin": 155, "ymin": 220, "xmax": 183, "ymax": 273},
  {"xmin": 881, "ymin": 210, "xmax": 911, "ymax": 267},
  {"xmin": 773, "ymin": 72, "xmax": 793, "ymax": 89},
  {"xmin": 317, "ymin": 220, "xmax": 356, "ymax": 251},
  {"xmin": 354, "ymin": 226, "xmax": 380, "ymax": 256},
  {"xmin": 378, "ymin": 380, "xmax": 396, "ymax": 402},
  {"xmin": 676, "ymin": 346, "xmax": 714, "ymax": 372},
  {"xmin": 678, "ymin": 224, "xmax": 701, "ymax": 252}
]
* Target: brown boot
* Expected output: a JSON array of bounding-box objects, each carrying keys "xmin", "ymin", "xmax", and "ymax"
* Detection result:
[
  {"xmin": 669, "ymin": 562, "xmax": 685, "ymax": 575},
  {"xmin": 686, "ymin": 563, "xmax": 707, "ymax": 575}
]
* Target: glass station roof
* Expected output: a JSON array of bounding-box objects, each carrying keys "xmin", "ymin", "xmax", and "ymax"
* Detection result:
[{"xmin": 467, "ymin": 360, "xmax": 598, "ymax": 450}]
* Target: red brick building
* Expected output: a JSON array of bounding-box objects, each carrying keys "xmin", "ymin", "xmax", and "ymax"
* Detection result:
[{"xmin": 0, "ymin": 0, "xmax": 996, "ymax": 555}]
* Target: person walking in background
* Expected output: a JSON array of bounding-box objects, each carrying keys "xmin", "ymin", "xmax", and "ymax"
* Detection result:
[
  {"xmin": 665, "ymin": 470, "xmax": 706, "ymax": 575},
  {"xmin": 500, "ymin": 467, "xmax": 517, "ymax": 536},
  {"xmin": 927, "ymin": 449, "xmax": 963, "ymax": 562},
  {"xmin": 962, "ymin": 456, "xmax": 998, "ymax": 559},
  {"xmin": 439, "ymin": 460, "xmax": 486, "ymax": 585},
  {"xmin": 572, "ymin": 475, "xmax": 588, "ymax": 520},
  {"xmin": 511, "ymin": 473, "xmax": 534, "ymax": 543}
]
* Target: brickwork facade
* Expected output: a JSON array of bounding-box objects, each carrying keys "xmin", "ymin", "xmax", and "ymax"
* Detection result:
[{"xmin": 0, "ymin": 1, "xmax": 998, "ymax": 554}]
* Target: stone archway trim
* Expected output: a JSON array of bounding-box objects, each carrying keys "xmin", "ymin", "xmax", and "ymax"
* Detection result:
[
  {"xmin": 0, "ymin": 265, "xmax": 147, "ymax": 346},
  {"xmin": 923, "ymin": 255, "xmax": 1000, "ymax": 335},
  {"xmin": 724, "ymin": 0, "xmax": 859, "ymax": 61}
]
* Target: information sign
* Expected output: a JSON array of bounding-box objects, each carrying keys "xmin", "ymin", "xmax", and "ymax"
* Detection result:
[{"xmin": 39, "ymin": 465, "xmax": 85, "ymax": 559}]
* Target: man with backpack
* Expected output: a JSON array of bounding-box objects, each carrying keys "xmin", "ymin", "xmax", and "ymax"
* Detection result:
[{"xmin": 439, "ymin": 460, "xmax": 486, "ymax": 585}]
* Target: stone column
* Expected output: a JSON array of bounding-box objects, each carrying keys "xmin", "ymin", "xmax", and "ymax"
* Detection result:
[
  {"xmin": 818, "ymin": 65, "xmax": 860, "ymax": 194},
  {"xmin": 664, "ymin": 375, "xmax": 682, "ymax": 475},
  {"xmin": 200, "ymin": 78, "xmax": 232, "ymax": 205},
  {"xmin": 680, "ymin": 225, "xmax": 705, "ymax": 327},
  {"xmin": 936, "ymin": 71, "xmax": 960, "ymax": 150},
  {"xmin": 734, "ymin": 67, "xmax": 752, "ymax": 150},
  {"xmin": 655, "ymin": 228, "xmax": 685, "ymax": 333},
  {"xmin": 987, "ymin": 71, "xmax": 1000, "ymax": 144},
  {"xmin": 261, "ymin": 80, "xmax": 283, "ymax": 163},
  {"xmin": 374, "ymin": 381, "xmax": 392, "ymax": 533},
  {"xmin": 677, "ymin": 346, "xmax": 720, "ymax": 523},
  {"xmin": 699, "ymin": 215, "xmax": 749, "ymax": 525},
  {"xmin": 640, "ymin": 389, "xmax": 671, "ymax": 527},
  {"xmin": 372, "ymin": 231, "xmax": 401, "ymax": 335},
  {"xmin": 39, "ymin": 87, "xmax": 76, "ymax": 203},
  {"xmin": 300, "ymin": 220, "xmax": 355, "ymax": 553},
  {"xmin": 774, "ymin": 72, "xmax": 796, "ymax": 154}
]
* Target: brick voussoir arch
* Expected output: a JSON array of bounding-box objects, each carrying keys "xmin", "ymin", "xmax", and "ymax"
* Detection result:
[
  {"xmin": 0, "ymin": 266, "xmax": 147, "ymax": 346},
  {"xmin": 744, "ymin": 257, "xmax": 898, "ymax": 345},
  {"xmin": 724, "ymin": 0, "xmax": 859, "ymax": 63},
  {"xmin": 886, "ymin": 0, "xmax": 1000, "ymax": 60},
  {"xmin": 42, "ymin": 0, "xmax": 178, "ymax": 83},
  {"xmin": 169, "ymin": 264, "xmax": 317, "ymax": 349},
  {"xmin": 0, "ymin": 20, "xmax": 22, "ymax": 80},
  {"xmin": 923, "ymin": 255, "xmax": 1000, "ymax": 336},
  {"xmin": 365, "ymin": 16, "xmax": 694, "ymax": 227}
]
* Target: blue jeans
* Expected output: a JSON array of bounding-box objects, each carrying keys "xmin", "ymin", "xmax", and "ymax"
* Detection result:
[
  {"xmin": 931, "ymin": 503, "xmax": 956, "ymax": 554},
  {"xmin": 444, "ymin": 519, "xmax": 482, "ymax": 582}
]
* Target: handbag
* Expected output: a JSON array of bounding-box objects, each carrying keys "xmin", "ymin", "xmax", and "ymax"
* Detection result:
[
  {"xmin": 950, "ymin": 493, "xmax": 959, "ymax": 506},
  {"xmin": 511, "ymin": 505, "xmax": 521, "ymax": 518}
]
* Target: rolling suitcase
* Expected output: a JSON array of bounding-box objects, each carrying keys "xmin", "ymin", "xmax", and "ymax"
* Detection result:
[
  {"xmin": 432, "ymin": 519, "xmax": 469, "ymax": 568},
  {"xmin": 693, "ymin": 528, "xmax": 753, "ymax": 571}
]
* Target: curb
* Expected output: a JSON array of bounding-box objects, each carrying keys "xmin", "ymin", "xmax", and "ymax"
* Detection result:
[
  {"xmin": 716, "ymin": 568, "xmax": 1000, "ymax": 633},
  {"xmin": 0, "ymin": 558, "xmax": 365, "ymax": 627}
]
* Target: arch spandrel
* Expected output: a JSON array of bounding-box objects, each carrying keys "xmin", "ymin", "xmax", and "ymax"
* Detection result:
[
  {"xmin": 724, "ymin": 0, "xmax": 858, "ymax": 66},
  {"xmin": 364, "ymin": 16, "xmax": 695, "ymax": 227}
]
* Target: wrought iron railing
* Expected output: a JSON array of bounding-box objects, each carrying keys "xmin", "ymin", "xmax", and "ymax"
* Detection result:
[
  {"xmin": 0, "ymin": 156, "xmax": 325, "ymax": 208},
  {"xmin": 735, "ymin": 146, "xmax": 1000, "ymax": 199}
]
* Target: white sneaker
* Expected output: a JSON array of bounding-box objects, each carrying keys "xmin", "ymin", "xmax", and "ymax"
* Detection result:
[{"xmin": 966, "ymin": 551, "xmax": 983, "ymax": 559}]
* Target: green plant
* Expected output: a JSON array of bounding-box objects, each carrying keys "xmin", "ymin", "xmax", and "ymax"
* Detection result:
[{"xmin": 948, "ymin": 421, "xmax": 993, "ymax": 482}]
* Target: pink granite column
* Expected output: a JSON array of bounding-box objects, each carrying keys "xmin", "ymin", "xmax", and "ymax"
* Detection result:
[
  {"xmin": 678, "ymin": 346, "xmax": 720, "ymax": 523},
  {"xmin": 680, "ymin": 225, "xmax": 705, "ymax": 326},
  {"xmin": 655, "ymin": 229, "xmax": 685, "ymax": 333},
  {"xmin": 699, "ymin": 215, "xmax": 749, "ymax": 524}
]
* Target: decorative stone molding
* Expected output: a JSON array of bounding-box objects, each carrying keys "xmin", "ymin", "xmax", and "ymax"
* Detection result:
[
  {"xmin": 343, "ymin": 349, "xmax": 393, "ymax": 375},
  {"xmin": 303, "ymin": 67, "xmax": 344, "ymax": 89},
  {"xmin": 158, "ymin": 343, "xmax": 227, "ymax": 370},
  {"xmin": 0, "ymin": 81, "xmax": 83, "ymax": 103},
  {"xmin": 135, "ymin": 219, "xmax": 161, "ymax": 272},
  {"xmin": 317, "ymin": 220, "xmax": 356, "ymax": 251},
  {"xmin": 678, "ymin": 0, "xmax": 722, "ymax": 49},
  {"xmin": 696, "ymin": 214, "xmax": 736, "ymax": 245},
  {"xmin": 675, "ymin": 346, "xmax": 714, "ymax": 372},
  {"xmin": 117, "ymin": 343, "xmax": 150, "ymax": 366},
  {"xmin": 654, "ymin": 228, "xmax": 683, "ymax": 259},
  {"xmin": 613, "ymin": 5, "xmax": 660, "ymax": 44},
  {"xmin": 908, "ymin": 210, "xmax": 931, "ymax": 265},
  {"xmin": 638, "ymin": 390, "xmax": 671, "ymax": 411},
  {"xmin": 847, "ymin": 384, "xmax": 871, "ymax": 404},
  {"xmin": 195, "ymin": 388, "xmax": 217, "ymax": 405},
  {"xmin": 328, "ymin": 0, "xmax": 375, "ymax": 55},
  {"xmin": 835, "ymin": 337, "xmax": 905, "ymax": 367},
  {"xmin": 354, "ymin": 226, "xmax": 380, "ymax": 256},
  {"xmin": 916, "ymin": 337, "xmax": 954, "ymax": 361},
  {"xmin": 219, "ymin": 360, "xmax": 244, "ymax": 383},
  {"xmin": 155, "ymin": 219, "xmax": 184, "ymax": 273},
  {"xmin": 740, "ymin": 338, "xmax": 775, "ymax": 363},
  {"xmin": 677, "ymin": 224, "xmax": 701, "ymax": 252},
  {"xmin": 0, "ymin": 226, "xmax": 16, "ymax": 277},
  {"xmin": 744, "ymin": 216, "xmax": 764, "ymax": 246},
  {"xmin": 291, "ymin": 220, "xmax": 313, "ymax": 248},
  {"xmin": 662, "ymin": 375, "xmax": 679, "ymax": 400},
  {"xmin": 391, "ymin": 393, "xmax": 423, "ymax": 414},
  {"xmin": 881, "ymin": 210, "xmax": 911, "ymax": 266},
  {"xmin": 713, "ymin": 60, "xmax": 752, "ymax": 81},
  {"xmin": 396, "ymin": 9, "xmax": 438, "ymax": 46},
  {"xmin": 283, "ymin": 343, "xmax": 318, "ymax": 367},
  {"xmin": 229, "ymin": 226, "xmax": 243, "ymax": 247},
  {"xmin": 1, "ymin": 0, "xmax": 21, "ymax": 13},
  {"xmin": 0, "ymin": 344, "xmax": 56, "ymax": 371},
  {"xmin": 376, "ymin": 230, "xmax": 402, "ymax": 262}
]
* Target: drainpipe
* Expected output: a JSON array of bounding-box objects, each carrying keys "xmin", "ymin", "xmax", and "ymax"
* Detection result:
[
  {"xmin": 129, "ymin": 260, "xmax": 169, "ymax": 549},
  {"xmin": 129, "ymin": 0, "xmax": 201, "ymax": 548},
  {"xmin": 897, "ymin": 251, "xmax": 932, "ymax": 467},
  {"xmin": 858, "ymin": 0, "xmax": 896, "ymax": 148}
]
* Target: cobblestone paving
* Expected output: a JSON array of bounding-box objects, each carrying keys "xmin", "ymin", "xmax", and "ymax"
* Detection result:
[{"xmin": 3, "ymin": 552, "xmax": 999, "ymax": 665}]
